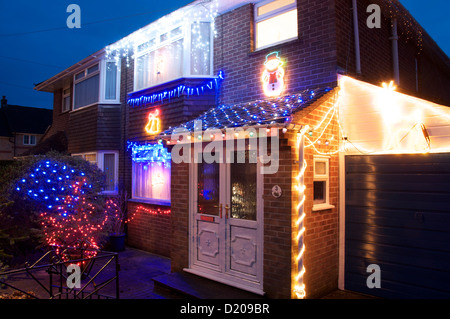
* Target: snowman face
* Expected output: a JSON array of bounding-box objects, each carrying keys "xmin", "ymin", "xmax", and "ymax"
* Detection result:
[{"xmin": 265, "ymin": 58, "xmax": 280, "ymax": 72}]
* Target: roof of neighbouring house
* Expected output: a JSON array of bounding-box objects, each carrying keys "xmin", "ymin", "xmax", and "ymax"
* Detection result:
[
  {"xmin": 0, "ymin": 104, "xmax": 53, "ymax": 137},
  {"xmin": 158, "ymin": 86, "xmax": 335, "ymax": 137}
]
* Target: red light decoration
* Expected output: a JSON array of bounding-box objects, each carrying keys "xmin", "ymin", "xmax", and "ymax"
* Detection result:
[
  {"xmin": 126, "ymin": 205, "xmax": 171, "ymax": 224},
  {"xmin": 39, "ymin": 179, "xmax": 116, "ymax": 262}
]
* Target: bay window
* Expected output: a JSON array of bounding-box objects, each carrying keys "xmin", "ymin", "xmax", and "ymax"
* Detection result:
[
  {"xmin": 72, "ymin": 151, "xmax": 118, "ymax": 194},
  {"xmin": 254, "ymin": 0, "xmax": 298, "ymax": 50},
  {"xmin": 73, "ymin": 60, "xmax": 121, "ymax": 110},
  {"xmin": 134, "ymin": 21, "xmax": 212, "ymax": 91}
]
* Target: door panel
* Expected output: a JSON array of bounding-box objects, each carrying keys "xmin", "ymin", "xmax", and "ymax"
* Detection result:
[
  {"xmin": 230, "ymin": 225, "xmax": 257, "ymax": 276},
  {"xmin": 197, "ymin": 220, "xmax": 221, "ymax": 268}
]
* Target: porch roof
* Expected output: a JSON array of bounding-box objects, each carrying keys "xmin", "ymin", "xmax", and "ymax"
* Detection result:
[{"xmin": 159, "ymin": 86, "xmax": 334, "ymax": 137}]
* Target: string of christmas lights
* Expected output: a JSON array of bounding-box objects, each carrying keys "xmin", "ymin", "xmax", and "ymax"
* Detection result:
[
  {"xmin": 105, "ymin": 0, "xmax": 219, "ymax": 67},
  {"xmin": 127, "ymin": 71, "xmax": 224, "ymax": 107},
  {"xmin": 380, "ymin": 0, "xmax": 423, "ymax": 53},
  {"xmin": 125, "ymin": 205, "xmax": 171, "ymax": 224},
  {"xmin": 159, "ymin": 87, "xmax": 332, "ymax": 136},
  {"xmin": 40, "ymin": 181, "xmax": 116, "ymax": 261},
  {"xmin": 127, "ymin": 141, "xmax": 172, "ymax": 166},
  {"xmin": 15, "ymin": 159, "xmax": 92, "ymax": 210}
]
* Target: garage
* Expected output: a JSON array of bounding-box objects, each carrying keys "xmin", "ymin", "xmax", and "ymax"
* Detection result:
[{"xmin": 344, "ymin": 153, "xmax": 450, "ymax": 298}]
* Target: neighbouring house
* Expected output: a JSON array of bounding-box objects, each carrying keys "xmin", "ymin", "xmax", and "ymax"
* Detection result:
[
  {"xmin": 34, "ymin": 49, "xmax": 123, "ymax": 194},
  {"xmin": 0, "ymin": 96, "xmax": 52, "ymax": 160},
  {"xmin": 34, "ymin": 0, "xmax": 450, "ymax": 299}
]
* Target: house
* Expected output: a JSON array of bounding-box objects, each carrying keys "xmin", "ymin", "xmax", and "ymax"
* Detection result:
[
  {"xmin": 34, "ymin": 49, "xmax": 123, "ymax": 194},
  {"xmin": 35, "ymin": 0, "xmax": 450, "ymax": 299},
  {"xmin": 0, "ymin": 96, "xmax": 52, "ymax": 160}
]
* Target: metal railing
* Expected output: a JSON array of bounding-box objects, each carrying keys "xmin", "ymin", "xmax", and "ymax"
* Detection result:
[{"xmin": 0, "ymin": 244, "xmax": 120, "ymax": 299}]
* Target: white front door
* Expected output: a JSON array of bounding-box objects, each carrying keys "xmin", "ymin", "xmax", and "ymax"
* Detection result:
[{"xmin": 188, "ymin": 147, "xmax": 264, "ymax": 294}]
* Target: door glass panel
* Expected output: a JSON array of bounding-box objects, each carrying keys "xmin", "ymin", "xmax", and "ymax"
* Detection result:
[
  {"xmin": 230, "ymin": 151, "xmax": 257, "ymax": 220},
  {"xmin": 197, "ymin": 154, "xmax": 220, "ymax": 216}
]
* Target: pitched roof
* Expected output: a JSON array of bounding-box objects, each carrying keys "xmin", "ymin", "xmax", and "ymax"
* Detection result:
[
  {"xmin": 159, "ymin": 86, "xmax": 334, "ymax": 136},
  {"xmin": 0, "ymin": 105, "xmax": 52, "ymax": 136}
]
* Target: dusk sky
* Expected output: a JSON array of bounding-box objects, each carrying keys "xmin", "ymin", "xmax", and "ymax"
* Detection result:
[{"xmin": 0, "ymin": 0, "xmax": 448, "ymax": 109}]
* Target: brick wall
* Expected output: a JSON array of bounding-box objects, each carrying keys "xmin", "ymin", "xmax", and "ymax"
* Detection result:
[
  {"xmin": 335, "ymin": 0, "xmax": 450, "ymax": 105},
  {"xmin": 290, "ymin": 92, "xmax": 340, "ymax": 298},
  {"xmin": 170, "ymin": 158, "xmax": 190, "ymax": 271},
  {"xmin": 214, "ymin": 1, "xmax": 338, "ymax": 106},
  {"xmin": 127, "ymin": 201, "xmax": 172, "ymax": 257},
  {"xmin": 44, "ymin": 88, "xmax": 70, "ymax": 139}
]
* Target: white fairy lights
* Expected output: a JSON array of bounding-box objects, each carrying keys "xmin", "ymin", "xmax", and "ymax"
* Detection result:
[{"xmin": 105, "ymin": 0, "xmax": 219, "ymax": 68}]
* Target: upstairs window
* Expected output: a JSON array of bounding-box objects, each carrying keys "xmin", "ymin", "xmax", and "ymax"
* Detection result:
[
  {"xmin": 74, "ymin": 64, "xmax": 99, "ymax": 110},
  {"xmin": 73, "ymin": 60, "xmax": 120, "ymax": 110},
  {"xmin": 23, "ymin": 135, "xmax": 36, "ymax": 145},
  {"xmin": 134, "ymin": 21, "xmax": 212, "ymax": 91},
  {"xmin": 254, "ymin": 0, "xmax": 298, "ymax": 50}
]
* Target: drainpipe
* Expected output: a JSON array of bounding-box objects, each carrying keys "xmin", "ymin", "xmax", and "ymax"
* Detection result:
[
  {"xmin": 390, "ymin": 18, "xmax": 400, "ymax": 85},
  {"xmin": 352, "ymin": 0, "xmax": 361, "ymax": 74}
]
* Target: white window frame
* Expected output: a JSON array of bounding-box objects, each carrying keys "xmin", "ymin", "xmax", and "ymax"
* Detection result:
[
  {"xmin": 71, "ymin": 151, "xmax": 119, "ymax": 195},
  {"xmin": 312, "ymin": 155, "xmax": 334, "ymax": 211},
  {"xmin": 99, "ymin": 59, "xmax": 121, "ymax": 104},
  {"xmin": 254, "ymin": 0, "xmax": 298, "ymax": 50},
  {"xmin": 23, "ymin": 134, "xmax": 36, "ymax": 146},
  {"xmin": 133, "ymin": 19, "xmax": 214, "ymax": 92},
  {"xmin": 62, "ymin": 86, "xmax": 71, "ymax": 113},
  {"xmin": 131, "ymin": 160, "xmax": 171, "ymax": 206},
  {"xmin": 72, "ymin": 60, "xmax": 121, "ymax": 112}
]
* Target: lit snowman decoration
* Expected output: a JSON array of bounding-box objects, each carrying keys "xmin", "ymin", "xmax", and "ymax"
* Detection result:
[{"xmin": 261, "ymin": 51, "xmax": 285, "ymax": 97}]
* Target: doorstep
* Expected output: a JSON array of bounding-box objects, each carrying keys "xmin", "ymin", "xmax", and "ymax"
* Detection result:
[{"xmin": 152, "ymin": 272, "xmax": 266, "ymax": 299}]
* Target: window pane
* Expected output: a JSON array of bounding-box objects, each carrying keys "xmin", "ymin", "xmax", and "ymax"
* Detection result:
[
  {"xmin": 191, "ymin": 22, "xmax": 211, "ymax": 76},
  {"xmin": 257, "ymin": 0, "xmax": 295, "ymax": 16},
  {"xmin": 230, "ymin": 151, "xmax": 257, "ymax": 220},
  {"xmin": 23, "ymin": 135, "xmax": 29, "ymax": 145},
  {"xmin": 104, "ymin": 153, "xmax": 116, "ymax": 192},
  {"xmin": 84, "ymin": 153, "xmax": 97, "ymax": 164},
  {"xmin": 74, "ymin": 74, "xmax": 99, "ymax": 109},
  {"xmin": 197, "ymin": 155, "xmax": 220, "ymax": 216},
  {"xmin": 160, "ymin": 33, "xmax": 168, "ymax": 42},
  {"xmin": 105, "ymin": 62, "xmax": 117, "ymax": 100},
  {"xmin": 170, "ymin": 26, "xmax": 183, "ymax": 38},
  {"xmin": 156, "ymin": 39, "xmax": 183, "ymax": 84},
  {"xmin": 87, "ymin": 64, "xmax": 99, "ymax": 74},
  {"xmin": 30, "ymin": 135, "xmax": 36, "ymax": 145},
  {"xmin": 136, "ymin": 51, "xmax": 155, "ymax": 91},
  {"xmin": 315, "ymin": 161, "xmax": 326, "ymax": 175},
  {"xmin": 256, "ymin": 9, "xmax": 298, "ymax": 49},
  {"xmin": 313, "ymin": 181, "xmax": 326, "ymax": 204},
  {"xmin": 133, "ymin": 162, "xmax": 170, "ymax": 201},
  {"xmin": 75, "ymin": 71, "xmax": 85, "ymax": 81},
  {"xmin": 63, "ymin": 96, "xmax": 71, "ymax": 112}
]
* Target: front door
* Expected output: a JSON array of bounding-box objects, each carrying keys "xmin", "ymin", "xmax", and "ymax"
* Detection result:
[{"xmin": 188, "ymin": 147, "xmax": 263, "ymax": 294}]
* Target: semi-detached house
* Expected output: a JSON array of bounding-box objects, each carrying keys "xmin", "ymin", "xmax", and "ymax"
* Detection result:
[{"xmin": 35, "ymin": 0, "xmax": 450, "ymax": 299}]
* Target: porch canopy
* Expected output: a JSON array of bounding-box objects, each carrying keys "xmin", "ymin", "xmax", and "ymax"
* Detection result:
[{"xmin": 158, "ymin": 86, "xmax": 334, "ymax": 139}]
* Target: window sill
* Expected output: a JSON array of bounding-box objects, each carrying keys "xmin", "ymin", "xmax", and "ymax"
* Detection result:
[
  {"xmin": 249, "ymin": 37, "xmax": 299, "ymax": 55},
  {"xmin": 312, "ymin": 203, "xmax": 335, "ymax": 212},
  {"xmin": 128, "ymin": 198, "xmax": 171, "ymax": 206}
]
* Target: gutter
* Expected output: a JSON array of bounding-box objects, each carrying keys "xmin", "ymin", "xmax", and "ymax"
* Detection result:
[{"xmin": 352, "ymin": 0, "xmax": 361, "ymax": 74}]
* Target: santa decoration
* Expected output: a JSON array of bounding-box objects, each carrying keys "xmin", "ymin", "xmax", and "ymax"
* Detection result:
[{"xmin": 261, "ymin": 51, "xmax": 285, "ymax": 97}]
